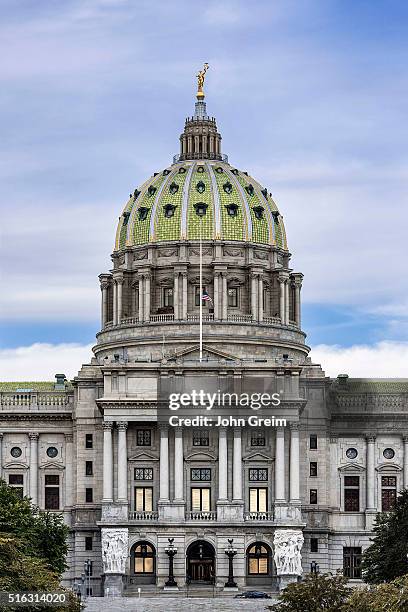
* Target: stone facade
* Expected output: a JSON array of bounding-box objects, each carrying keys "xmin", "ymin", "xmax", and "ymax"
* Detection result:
[{"xmin": 1, "ymin": 91, "xmax": 408, "ymax": 597}]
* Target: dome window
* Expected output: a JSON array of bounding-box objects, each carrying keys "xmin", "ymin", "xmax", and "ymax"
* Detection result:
[
  {"xmin": 169, "ymin": 182, "xmax": 179, "ymax": 195},
  {"xmin": 197, "ymin": 166, "xmax": 205, "ymax": 173},
  {"xmin": 231, "ymin": 168, "xmax": 239, "ymax": 175},
  {"xmin": 194, "ymin": 202, "xmax": 208, "ymax": 217},
  {"xmin": 272, "ymin": 211, "xmax": 280, "ymax": 221},
  {"xmin": 153, "ymin": 172, "xmax": 158, "ymax": 177},
  {"xmin": 245, "ymin": 184, "xmax": 255, "ymax": 196},
  {"xmin": 196, "ymin": 181, "xmax": 205, "ymax": 194},
  {"xmin": 215, "ymin": 167, "xmax": 224, "ymax": 174},
  {"xmin": 164, "ymin": 204, "xmax": 177, "ymax": 218},
  {"xmin": 122, "ymin": 211, "xmax": 131, "ymax": 225},
  {"xmin": 138, "ymin": 207, "xmax": 149, "ymax": 221},
  {"xmin": 148, "ymin": 185, "xmax": 157, "ymax": 197},
  {"xmin": 178, "ymin": 167, "xmax": 186, "ymax": 174},
  {"xmin": 223, "ymin": 181, "xmax": 233, "ymax": 194},
  {"xmin": 133, "ymin": 189, "xmax": 141, "ymax": 200},
  {"xmin": 225, "ymin": 203, "xmax": 238, "ymax": 217},
  {"xmin": 163, "ymin": 169, "xmax": 170, "ymax": 176},
  {"xmin": 261, "ymin": 188, "xmax": 268, "ymax": 199},
  {"xmin": 253, "ymin": 206, "xmax": 264, "ymax": 220}
]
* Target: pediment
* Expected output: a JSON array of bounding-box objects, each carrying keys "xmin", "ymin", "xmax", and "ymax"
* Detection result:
[
  {"xmin": 39, "ymin": 461, "xmax": 65, "ymax": 470},
  {"xmin": 185, "ymin": 451, "xmax": 217, "ymax": 462},
  {"xmin": 3, "ymin": 461, "xmax": 28, "ymax": 470},
  {"xmin": 243, "ymin": 452, "xmax": 273, "ymax": 463},
  {"xmin": 376, "ymin": 462, "xmax": 402, "ymax": 472},
  {"xmin": 166, "ymin": 344, "xmax": 239, "ymax": 362},
  {"xmin": 338, "ymin": 462, "xmax": 365, "ymax": 473},
  {"xmin": 128, "ymin": 451, "xmax": 159, "ymax": 462}
]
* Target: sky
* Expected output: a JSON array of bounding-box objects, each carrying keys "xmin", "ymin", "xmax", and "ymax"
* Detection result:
[{"xmin": 0, "ymin": 0, "xmax": 407, "ymax": 380}]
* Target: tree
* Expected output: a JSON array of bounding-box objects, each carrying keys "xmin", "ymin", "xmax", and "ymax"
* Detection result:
[
  {"xmin": 344, "ymin": 574, "xmax": 408, "ymax": 612},
  {"xmin": 362, "ymin": 488, "xmax": 408, "ymax": 583},
  {"xmin": 269, "ymin": 573, "xmax": 352, "ymax": 612},
  {"xmin": 0, "ymin": 480, "xmax": 69, "ymax": 576}
]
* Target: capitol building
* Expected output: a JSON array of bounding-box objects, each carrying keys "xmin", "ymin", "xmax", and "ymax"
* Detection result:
[{"xmin": 1, "ymin": 72, "xmax": 407, "ymax": 597}]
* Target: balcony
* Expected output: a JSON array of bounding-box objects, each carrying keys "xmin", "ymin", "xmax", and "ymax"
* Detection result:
[
  {"xmin": 103, "ymin": 314, "xmax": 299, "ymax": 330},
  {"xmin": 244, "ymin": 511, "xmax": 274, "ymax": 521},
  {"xmin": 0, "ymin": 392, "xmax": 72, "ymax": 412},
  {"xmin": 187, "ymin": 511, "xmax": 217, "ymax": 521},
  {"xmin": 129, "ymin": 511, "xmax": 158, "ymax": 521}
]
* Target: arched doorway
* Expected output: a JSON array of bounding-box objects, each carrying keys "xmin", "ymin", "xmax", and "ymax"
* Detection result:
[
  {"xmin": 186, "ymin": 540, "xmax": 215, "ymax": 584},
  {"xmin": 130, "ymin": 541, "xmax": 156, "ymax": 584},
  {"xmin": 246, "ymin": 541, "xmax": 272, "ymax": 586}
]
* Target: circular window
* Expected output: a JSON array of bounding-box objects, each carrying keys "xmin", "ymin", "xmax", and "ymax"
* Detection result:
[
  {"xmin": 10, "ymin": 446, "xmax": 22, "ymax": 458},
  {"xmin": 383, "ymin": 448, "xmax": 395, "ymax": 459},
  {"xmin": 46, "ymin": 446, "xmax": 58, "ymax": 458},
  {"xmin": 346, "ymin": 448, "xmax": 358, "ymax": 459}
]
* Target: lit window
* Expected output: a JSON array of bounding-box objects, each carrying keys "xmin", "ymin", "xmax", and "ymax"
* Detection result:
[
  {"xmin": 135, "ymin": 487, "xmax": 153, "ymax": 512},
  {"xmin": 133, "ymin": 542, "xmax": 155, "ymax": 575},
  {"xmin": 247, "ymin": 543, "xmax": 269, "ymax": 575},
  {"xmin": 191, "ymin": 488, "xmax": 210, "ymax": 512},
  {"xmin": 249, "ymin": 488, "xmax": 267, "ymax": 512}
]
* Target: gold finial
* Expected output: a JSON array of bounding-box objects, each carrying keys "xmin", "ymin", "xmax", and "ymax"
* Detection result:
[{"xmin": 196, "ymin": 63, "xmax": 209, "ymax": 99}]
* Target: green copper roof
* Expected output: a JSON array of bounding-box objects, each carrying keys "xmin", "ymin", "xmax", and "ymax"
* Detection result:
[
  {"xmin": 0, "ymin": 381, "xmax": 73, "ymax": 392},
  {"xmin": 115, "ymin": 160, "xmax": 287, "ymax": 250}
]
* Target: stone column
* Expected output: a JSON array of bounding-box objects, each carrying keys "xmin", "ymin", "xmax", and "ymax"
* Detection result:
[
  {"xmin": 222, "ymin": 273, "xmax": 228, "ymax": 320},
  {"xmin": 182, "ymin": 273, "xmax": 188, "ymax": 319},
  {"xmin": 366, "ymin": 435, "xmax": 376, "ymax": 511},
  {"xmin": 102, "ymin": 422, "xmax": 113, "ymax": 502},
  {"xmin": 258, "ymin": 274, "xmax": 263, "ymax": 322},
  {"xmin": 289, "ymin": 423, "xmax": 300, "ymax": 503},
  {"xmin": 213, "ymin": 272, "xmax": 220, "ymax": 320},
  {"xmin": 285, "ymin": 280, "xmax": 290, "ymax": 324},
  {"xmin": 251, "ymin": 273, "xmax": 258, "ymax": 321},
  {"xmin": 279, "ymin": 277, "xmax": 285, "ymax": 323},
  {"xmin": 232, "ymin": 428, "xmax": 243, "ymax": 500},
  {"xmin": 144, "ymin": 273, "xmax": 151, "ymax": 321},
  {"xmin": 173, "ymin": 272, "xmax": 179, "ymax": 320},
  {"xmin": 209, "ymin": 134, "xmax": 214, "ymax": 155},
  {"xmin": 112, "ymin": 281, "xmax": 118, "ymax": 325},
  {"xmin": 0, "ymin": 433, "xmax": 3, "ymax": 481},
  {"xmin": 329, "ymin": 434, "xmax": 339, "ymax": 509},
  {"xmin": 138, "ymin": 276, "xmax": 144, "ymax": 322},
  {"xmin": 117, "ymin": 422, "xmax": 128, "ymax": 502},
  {"xmin": 203, "ymin": 134, "xmax": 208, "ymax": 155},
  {"xmin": 294, "ymin": 280, "xmax": 301, "ymax": 327},
  {"xmin": 174, "ymin": 428, "xmax": 184, "ymax": 501},
  {"xmin": 159, "ymin": 426, "xmax": 169, "ymax": 502},
  {"xmin": 116, "ymin": 277, "xmax": 124, "ymax": 324},
  {"xmin": 101, "ymin": 281, "xmax": 109, "ymax": 328},
  {"xmin": 404, "ymin": 436, "xmax": 408, "ymax": 489},
  {"xmin": 275, "ymin": 427, "xmax": 286, "ymax": 502},
  {"xmin": 64, "ymin": 433, "xmax": 74, "ymax": 508},
  {"xmin": 218, "ymin": 427, "xmax": 228, "ymax": 500},
  {"xmin": 29, "ymin": 432, "xmax": 39, "ymax": 505},
  {"xmin": 188, "ymin": 135, "xmax": 192, "ymax": 155}
]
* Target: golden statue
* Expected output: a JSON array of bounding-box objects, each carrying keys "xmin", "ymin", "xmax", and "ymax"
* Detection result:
[{"xmin": 196, "ymin": 63, "xmax": 209, "ymax": 98}]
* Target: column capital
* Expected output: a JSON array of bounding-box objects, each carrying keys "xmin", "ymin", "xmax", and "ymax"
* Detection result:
[
  {"xmin": 173, "ymin": 427, "xmax": 183, "ymax": 436},
  {"xmin": 103, "ymin": 421, "xmax": 114, "ymax": 430},
  {"xmin": 366, "ymin": 434, "xmax": 376, "ymax": 443},
  {"xmin": 117, "ymin": 421, "xmax": 128, "ymax": 430},
  {"xmin": 28, "ymin": 432, "xmax": 39, "ymax": 441},
  {"xmin": 64, "ymin": 433, "xmax": 73, "ymax": 443},
  {"xmin": 403, "ymin": 434, "xmax": 408, "ymax": 443},
  {"xmin": 289, "ymin": 422, "xmax": 299, "ymax": 431},
  {"xmin": 100, "ymin": 281, "xmax": 110, "ymax": 291},
  {"xmin": 0, "ymin": 433, "xmax": 3, "ymax": 440},
  {"xmin": 329, "ymin": 433, "xmax": 338, "ymax": 443},
  {"xmin": 159, "ymin": 423, "xmax": 169, "ymax": 432}
]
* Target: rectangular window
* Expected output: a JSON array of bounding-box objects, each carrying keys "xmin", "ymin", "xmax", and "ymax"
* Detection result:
[
  {"xmin": 136, "ymin": 429, "xmax": 151, "ymax": 446},
  {"xmin": 191, "ymin": 487, "xmax": 210, "ymax": 512},
  {"xmin": 163, "ymin": 287, "xmax": 174, "ymax": 307},
  {"xmin": 9, "ymin": 474, "xmax": 24, "ymax": 498},
  {"xmin": 249, "ymin": 468, "xmax": 268, "ymax": 482},
  {"xmin": 193, "ymin": 430, "xmax": 209, "ymax": 446},
  {"xmin": 310, "ymin": 462, "xmax": 318, "ymax": 477},
  {"xmin": 309, "ymin": 435, "xmax": 318, "ymax": 450},
  {"xmin": 381, "ymin": 476, "xmax": 397, "ymax": 511},
  {"xmin": 85, "ymin": 536, "xmax": 93, "ymax": 551},
  {"xmin": 344, "ymin": 476, "xmax": 360, "ymax": 512},
  {"xmin": 45, "ymin": 475, "xmax": 60, "ymax": 510},
  {"xmin": 251, "ymin": 431, "xmax": 266, "ymax": 446},
  {"xmin": 134, "ymin": 468, "xmax": 153, "ymax": 481},
  {"xmin": 85, "ymin": 434, "xmax": 93, "ymax": 449},
  {"xmin": 249, "ymin": 487, "xmax": 267, "ymax": 513},
  {"xmin": 310, "ymin": 489, "xmax": 318, "ymax": 504},
  {"xmin": 85, "ymin": 461, "xmax": 93, "ymax": 476},
  {"xmin": 311, "ymin": 538, "xmax": 319, "ymax": 553},
  {"xmin": 85, "ymin": 488, "xmax": 93, "ymax": 503},
  {"xmin": 195, "ymin": 286, "xmax": 207, "ymax": 306},
  {"xmin": 135, "ymin": 487, "xmax": 153, "ymax": 512},
  {"xmin": 343, "ymin": 547, "xmax": 362, "ymax": 579},
  {"xmin": 227, "ymin": 287, "xmax": 238, "ymax": 307},
  {"xmin": 190, "ymin": 468, "xmax": 211, "ymax": 481}
]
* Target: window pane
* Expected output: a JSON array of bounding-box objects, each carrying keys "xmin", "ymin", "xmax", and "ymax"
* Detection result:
[
  {"xmin": 201, "ymin": 488, "xmax": 210, "ymax": 512},
  {"xmin": 45, "ymin": 475, "xmax": 59, "ymax": 485},
  {"xmin": 144, "ymin": 558, "xmax": 154, "ymax": 573},
  {"xmin": 135, "ymin": 558, "xmax": 144, "ymax": 573},
  {"xmin": 144, "ymin": 488, "xmax": 153, "ymax": 512},
  {"xmin": 382, "ymin": 476, "xmax": 397, "ymax": 487},
  {"xmin": 382, "ymin": 489, "xmax": 396, "ymax": 511},
  {"xmin": 45, "ymin": 487, "xmax": 59, "ymax": 510},
  {"xmin": 85, "ymin": 434, "xmax": 93, "ymax": 449},
  {"xmin": 249, "ymin": 488, "xmax": 258, "ymax": 512},
  {"xmin": 136, "ymin": 430, "xmax": 151, "ymax": 446},
  {"xmin": 9, "ymin": 474, "xmax": 23, "ymax": 485},
  {"xmin": 310, "ymin": 462, "xmax": 318, "ymax": 477},
  {"xmin": 258, "ymin": 558, "xmax": 268, "ymax": 574},
  {"xmin": 344, "ymin": 476, "xmax": 359, "ymax": 487},
  {"xmin": 345, "ymin": 489, "xmax": 359, "ymax": 512},
  {"xmin": 258, "ymin": 488, "xmax": 267, "ymax": 512},
  {"xmin": 249, "ymin": 558, "xmax": 258, "ymax": 574},
  {"xmin": 310, "ymin": 435, "xmax": 317, "ymax": 449},
  {"xmin": 191, "ymin": 488, "xmax": 201, "ymax": 511}
]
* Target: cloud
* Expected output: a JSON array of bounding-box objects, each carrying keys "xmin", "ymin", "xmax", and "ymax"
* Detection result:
[
  {"xmin": 310, "ymin": 341, "xmax": 408, "ymax": 378},
  {"xmin": 0, "ymin": 343, "xmax": 94, "ymax": 381}
]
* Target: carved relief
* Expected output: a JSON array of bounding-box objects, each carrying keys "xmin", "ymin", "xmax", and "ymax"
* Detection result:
[
  {"xmin": 189, "ymin": 248, "xmax": 212, "ymax": 257},
  {"xmin": 224, "ymin": 247, "xmax": 243, "ymax": 257},
  {"xmin": 273, "ymin": 529, "xmax": 304, "ymax": 576},
  {"xmin": 254, "ymin": 251, "xmax": 268, "ymax": 260},
  {"xmin": 134, "ymin": 251, "xmax": 147, "ymax": 261},
  {"xmin": 102, "ymin": 528, "xmax": 128, "ymax": 574},
  {"xmin": 158, "ymin": 248, "xmax": 177, "ymax": 257}
]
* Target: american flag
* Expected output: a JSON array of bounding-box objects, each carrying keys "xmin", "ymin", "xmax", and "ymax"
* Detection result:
[{"xmin": 202, "ymin": 290, "xmax": 213, "ymax": 304}]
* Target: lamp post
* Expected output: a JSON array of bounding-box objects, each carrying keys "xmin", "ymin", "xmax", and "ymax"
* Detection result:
[
  {"xmin": 165, "ymin": 538, "xmax": 178, "ymax": 587},
  {"xmin": 224, "ymin": 538, "xmax": 237, "ymax": 588}
]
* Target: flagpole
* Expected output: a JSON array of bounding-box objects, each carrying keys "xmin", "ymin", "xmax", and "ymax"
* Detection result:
[{"xmin": 199, "ymin": 215, "xmax": 203, "ymax": 363}]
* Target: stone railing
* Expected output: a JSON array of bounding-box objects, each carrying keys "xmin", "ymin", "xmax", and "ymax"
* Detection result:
[
  {"xmin": 121, "ymin": 317, "xmax": 139, "ymax": 325},
  {"xmin": 187, "ymin": 313, "xmax": 214, "ymax": 322},
  {"xmin": 129, "ymin": 511, "xmax": 158, "ymax": 521},
  {"xmin": 102, "ymin": 314, "xmax": 299, "ymax": 330},
  {"xmin": 228, "ymin": 314, "xmax": 253, "ymax": 322},
  {"xmin": 244, "ymin": 511, "xmax": 274, "ymax": 521},
  {"xmin": 149, "ymin": 314, "xmax": 175, "ymax": 322},
  {"xmin": 187, "ymin": 511, "xmax": 216, "ymax": 521},
  {"xmin": 263, "ymin": 316, "xmax": 281, "ymax": 324},
  {"xmin": 0, "ymin": 392, "xmax": 71, "ymax": 410}
]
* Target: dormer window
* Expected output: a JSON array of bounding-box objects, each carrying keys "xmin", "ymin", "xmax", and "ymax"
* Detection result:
[
  {"xmin": 162, "ymin": 169, "xmax": 170, "ymax": 176},
  {"xmin": 178, "ymin": 167, "xmax": 186, "ymax": 174},
  {"xmin": 231, "ymin": 168, "xmax": 239, "ymax": 175},
  {"xmin": 196, "ymin": 181, "xmax": 205, "ymax": 194},
  {"xmin": 253, "ymin": 206, "xmax": 264, "ymax": 220},
  {"xmin": 215, "ymin": 167, "xmax": 223, "ymax": 174},
  {"xmin": 223, "ymin": 181, "xmax": 233, "ymax": 194},
  {"xmin": 197, "ymin": 166, "xmax": 205, "ymax": 173},
  {"xmin": 272, "ymin": 210, "xmax": 280, "ymax": 221},
  {"xmin": 261, "ymin": 188, "xmax": 268, "ymax": 199},
  {"xmin": 122, "ymin": 211, "xmax": 130, "ymax": 225},
  {"xmin": 169, "ymin": 182, "xmax": 179, "ymax": 195},
  {"xmin": 138, "ymin": 207, "xmax": 149, "ymax": 221},
  {"xmin": 148, "ymin": 185, "xmax": 156, "ymax": 197},
  {"xmin": 194, "ymin": 202, "xmax": 208, "ymax": 217},
  {"xmin": 164, "ymin": 204, "xmax": 177, "ymax": 218},
  {"xmin": 133, "ymin": 189, "xmax": 141, "ymax": 200},
  {"xmin": 225, "ymin": 203, "xmax": 238, "ymax": 217},
  {"xmin": 245, "ymin": 184, "xmax": 255, "ymax": 196}
]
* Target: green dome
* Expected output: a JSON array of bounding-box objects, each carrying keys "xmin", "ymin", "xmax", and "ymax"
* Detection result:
[{"xmin": 115, "ymin": 160, "xmax": 287, "ymax": 251}]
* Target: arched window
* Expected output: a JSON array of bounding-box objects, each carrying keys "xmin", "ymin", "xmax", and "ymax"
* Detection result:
[
  {"xmin": 247, "ymin": 542, "xmax": 270, "ymax": 575},
  {"xmin": 132, "ymin": 541, "xmax": 155, "ymax": 575}
]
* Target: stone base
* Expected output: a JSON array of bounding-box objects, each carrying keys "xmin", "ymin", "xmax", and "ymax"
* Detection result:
[
  {"xmin": 223, "ymin": 586, "xmax": 239, "ymax": 592},
  {"xmin": 101, "ymin": 502, "xmax": 128, "ymax": 522},
  {"xmin": 104, "ymin": 573, "xmax": 124, "ymax": 597},
  {"xmin": 216, "ymin": 500, "xmax": 244, "ymax": 522},
  {"xmin": 163, "ymin": 585, "xmax": 179, "ymax": 591},
  {"xmin": 278, "ymin": 574, "xmax": 299, "ymax": 591},
  {"xmin": 159, "ymin": 500, "xmax": 185, "ymax": 522}
]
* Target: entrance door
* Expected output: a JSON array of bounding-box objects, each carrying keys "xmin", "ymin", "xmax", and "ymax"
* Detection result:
[{"xmin": 186, "ymin": 540, "xmax": 215, "ymax": 584}]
